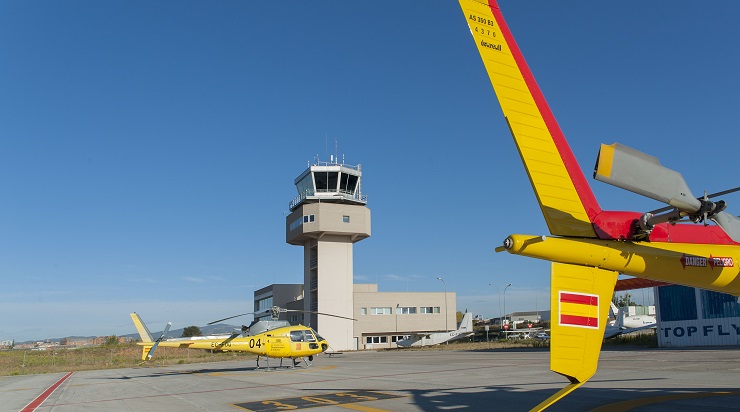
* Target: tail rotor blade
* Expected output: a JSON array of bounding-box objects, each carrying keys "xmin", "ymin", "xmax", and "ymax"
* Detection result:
[
  {"xmin": 710, "ymin": 211, "xmax": 740, "ymax": 243},
  {"xmin": 146, "ymin": 322, "xmax": 171, "ymax": 360}
]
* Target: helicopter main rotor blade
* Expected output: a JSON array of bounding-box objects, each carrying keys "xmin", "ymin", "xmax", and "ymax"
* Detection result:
[
  {"xmin": 208, "ymin": 313, "xmax": 253, "ymax": 325},
  {"xmin": 281, "ymin": 308, "xmax": 357, "ymax": 321}
]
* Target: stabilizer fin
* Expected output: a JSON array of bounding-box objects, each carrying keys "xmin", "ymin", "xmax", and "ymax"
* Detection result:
[
  {"xmin": 458, "ymin": 0, "xmax": 601, "ymax": 237},
  {"xmin": 536, "ymin": 262, "xmax": 617, "ymax": 411},
  {"xmin": 130, "ymin": 312, "xmax": 153, "ymax": 343}
]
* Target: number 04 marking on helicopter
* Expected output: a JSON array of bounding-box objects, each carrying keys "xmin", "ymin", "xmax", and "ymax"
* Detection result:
[
  {"xmin": 130, "ymin": 306, "xmax": 355, "ymax": 369},
  {"xmin": 458, "ymin": 0, "xmax": 740, "ymax": 410}
]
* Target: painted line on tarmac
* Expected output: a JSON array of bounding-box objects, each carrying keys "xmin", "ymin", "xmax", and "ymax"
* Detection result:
[
  {"xmin": 590, "ymin": 390, "xmax": 740, "ymax": 412},
  {"xmin": 232, "ymin": 390, "xmax": 401, "ymax": 411},
  {"xmin": 35, "ymin": 362, "xmax": 498, "ymax": 408},
  {"xmin": 20, "ymin": 371, "xmax": 73, "ymax": 412}
]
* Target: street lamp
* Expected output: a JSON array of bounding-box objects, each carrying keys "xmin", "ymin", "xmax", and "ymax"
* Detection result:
[
  {"xmin": 503, "ymin": 283, "xmax": 512, "ymax": 330},
  {"xmin": 489, "ymin": 283, "xmax": 503, "ymax": 330},
  {"xmin": 436, "ymin": 277, "xmax": 448, "ymax": 331}
]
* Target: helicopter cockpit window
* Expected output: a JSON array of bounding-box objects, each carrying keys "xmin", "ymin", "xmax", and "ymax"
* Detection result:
[
  {"xmin": 305, "ymin": 331, "xmax": 316, "ymax": 342},
  {"xmin": 314, "ymin": 332, "xmax": 324, "ymax": 341},
  {"xmin": 290, "ymin": 330, "xmax": 304, "ymax": 342}
]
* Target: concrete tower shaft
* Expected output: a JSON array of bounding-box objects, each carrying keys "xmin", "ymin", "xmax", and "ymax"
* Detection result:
[{"xmin": 286, "ymin": 159, "xmax": 371, "ymax": 351}]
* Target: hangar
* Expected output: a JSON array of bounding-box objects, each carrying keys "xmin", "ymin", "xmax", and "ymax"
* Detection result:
[{"xmin": 656, "ymin": 285, "xmax": 740, "ymax": 347}]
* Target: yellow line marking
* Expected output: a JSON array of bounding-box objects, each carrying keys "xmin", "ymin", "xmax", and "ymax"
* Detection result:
[{"xmin": 590, "ymin": 390, "xmax": 740, "ymax": 411}]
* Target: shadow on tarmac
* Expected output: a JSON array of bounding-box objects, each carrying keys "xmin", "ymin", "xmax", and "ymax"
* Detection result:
[{"xmin": 288, "ymin": 384, "xmax": 740, "ymax": 412}]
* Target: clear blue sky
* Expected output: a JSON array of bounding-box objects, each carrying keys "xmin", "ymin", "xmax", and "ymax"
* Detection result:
[{"xmin": 2, "ymin": 1, "xmax": 739, "ymax": 342}]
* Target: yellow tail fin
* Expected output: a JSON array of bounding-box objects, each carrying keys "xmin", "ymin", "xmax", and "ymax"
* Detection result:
[
  {"xmin": 458, "ymin": 0, "xmax": 601, "ymax": 237},
  {"xmin": 130, "ymin": 312, "xmax": 153, "ymax": 343}
]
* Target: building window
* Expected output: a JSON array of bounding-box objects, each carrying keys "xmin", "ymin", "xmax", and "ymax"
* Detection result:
[
  {"xmin": 365, "ymin": 336, "xmax": 388, "ymax": 344},
  {"xmin": 342, "ymin": 215, "xmax": 350, "ymax": 223},
  {"xmin": 395, "ymin": 307, "xmax": 416, "ymax": 315},
  {"xmin": 391, "ymin": 335, "xmax": 411, "ymax": 342},
  {"xmin": 701, "ymin": 290, "xmax": 740, "ymax": 319},
  {"xmin": 370, "ymin": 307, "xmax": 392, "ymax": 315},
  {"xmin": 360, "ymin": 308, "xmax": 367, "ymax": 316},
  {"xmin": 658, "ymin": 285, "xmax": 697, "ymax": 321},
  {"xmin": 289, "ymin": 217, "xmax": 303, "ymax": 231},
  {"xmin": 420, "ymin": 306, "xmax": 441, "ymax": 314},
  {"xmin": 303, "ymin": 214, "xmax": 315, "ymax": 223},
  {"xmin": 257, "ymin": 296, "xmax": 273, "ymax": 311}
]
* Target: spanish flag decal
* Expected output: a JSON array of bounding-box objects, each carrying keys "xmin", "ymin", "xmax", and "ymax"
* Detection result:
[{"xmin": 559, "ymin": 291, "xmax": 599, "ymax": 329}]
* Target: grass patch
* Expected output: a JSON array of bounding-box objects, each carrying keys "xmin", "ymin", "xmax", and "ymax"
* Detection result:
[
  {"xmin": 0, "ymin": 344, "xmax": 257, "ymax": 376},
  {"xmin": 603, "ymin": 331, "xmax": 658, "ymax": 347}
]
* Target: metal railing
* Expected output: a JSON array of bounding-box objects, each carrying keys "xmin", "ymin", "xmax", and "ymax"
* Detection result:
[{"xmin": 289, "ymin": 190, "xmax": 368, "ymax": 210}]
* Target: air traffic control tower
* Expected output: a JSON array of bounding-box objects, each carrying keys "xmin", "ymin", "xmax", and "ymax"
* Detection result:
[{"xmin": 286, "ymin": 157, "xmax": 370, "ymax": 351}]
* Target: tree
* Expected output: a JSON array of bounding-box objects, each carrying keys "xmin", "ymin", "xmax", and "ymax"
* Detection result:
[
  {"xmin": 612, "ymin": 292, "xmax": 637, "ymax": 307},
  {"xmin": 182, "ymin": 326, "xmax": 202, "ymax": 338},
  {"xmin": 103, "ymin": 335, "xmax": 119, "ymax": 347}
]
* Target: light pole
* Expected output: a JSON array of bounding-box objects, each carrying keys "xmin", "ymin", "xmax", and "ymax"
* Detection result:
[
  {"xmin": 503, "ymin": 283, "xmax": 512, "ymax": 330},
  {"xmin": 437, "ymin": 277, "xmax": 448, "ymax": 331},
  {"xmin": 489, "ymin": 283, "xmax": 503, "ymax": 331}
]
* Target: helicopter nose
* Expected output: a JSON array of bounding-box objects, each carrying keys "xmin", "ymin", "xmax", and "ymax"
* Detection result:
[{"xmin": 321, "ymin": 343, "xmax": 328, "ymax": 352}]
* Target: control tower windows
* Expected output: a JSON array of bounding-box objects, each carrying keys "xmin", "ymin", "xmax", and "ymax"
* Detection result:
[
  {"xmin": 340, "ymin": 173, "xmax": 359, "ymax": 194},
  {"xmin": 314, "ymin": 171, "xmax": 339, "ymax": 192},
  {"xmin": 296, "ymin": 175, "xmax": 314, "ymax": 197}
]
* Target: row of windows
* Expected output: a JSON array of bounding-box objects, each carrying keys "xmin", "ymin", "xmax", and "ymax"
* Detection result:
[
  {"xmin": 360, "ymin": 306, "xmax": 441, "ymax": 315},
  {"xmin": 257, "ymin": 296, "xmax": 273, "ymax": 312},
  {"xmin": 365, "ymin": 335, "xmax": 411, "ymax": 344},
  {"xmin": 289, "ymin": 214, "xmax": 351, "ymax": 231},
  {"xmin": 658, "ymin": 285, "xmax": 740, "ymax": 321}
]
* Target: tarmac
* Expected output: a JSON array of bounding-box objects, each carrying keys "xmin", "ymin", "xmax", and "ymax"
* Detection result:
[{"xmin": 4, "ymin": 346, "xmax": 740, "ymax": 411}]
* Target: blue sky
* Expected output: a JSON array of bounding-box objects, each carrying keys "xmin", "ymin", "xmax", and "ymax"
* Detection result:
[{"xmin": 2, "ymin": 1, "xmax": 739, "ymax": 342}]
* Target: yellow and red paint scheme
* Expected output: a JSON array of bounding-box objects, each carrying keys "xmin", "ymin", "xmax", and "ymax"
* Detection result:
[{"xmin": 458, "ymin": 0, "xmax": 740, "ymax": 409}]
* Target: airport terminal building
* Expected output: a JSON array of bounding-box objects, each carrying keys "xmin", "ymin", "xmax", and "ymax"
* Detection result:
[{"xmin": 254, "ymin": 283, "xmax": 455, "ymax": 350}]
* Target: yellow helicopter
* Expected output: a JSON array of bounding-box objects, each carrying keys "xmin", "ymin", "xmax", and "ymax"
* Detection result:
[{"xmin": 130, "ymin": 306, "xmax": 354, "ymax": 369}]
